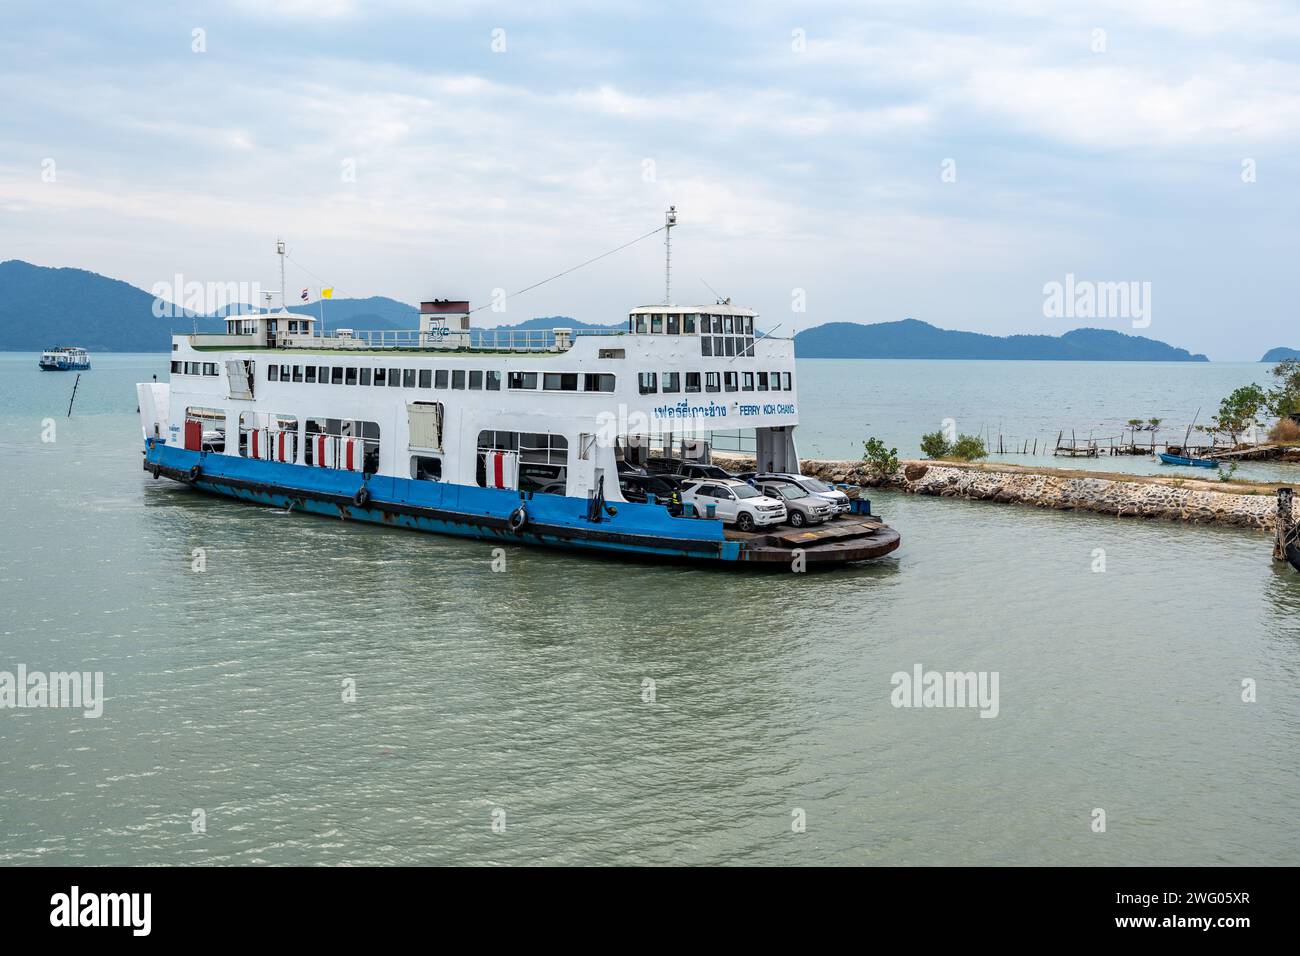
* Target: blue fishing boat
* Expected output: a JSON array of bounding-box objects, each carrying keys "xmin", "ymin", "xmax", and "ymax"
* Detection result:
[{"xmin": 1158, "ymin": 452, "xmax": 1219, "ymax": 468}]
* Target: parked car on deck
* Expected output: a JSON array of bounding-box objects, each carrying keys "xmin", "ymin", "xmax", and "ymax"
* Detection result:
[
  {"xmin": 680, "ymin": 478, "xmax": 787, "ymax": 531},
  {"xmin": 676, "ymin": 462, "xmax": 735, "ymax": 481},
  {"xmin": 618, "ymin": 473, "xmax": 684, "ymax": 515},
  {"xmin": 755, "ymin": 473, "xmax": 852, "ymax": 514},
  {"xmin": 759, "ymin": 480, "xmax": 834, "ymax": 527}
]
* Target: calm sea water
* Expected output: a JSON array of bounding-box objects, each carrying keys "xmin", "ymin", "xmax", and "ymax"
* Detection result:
[{"xmin": 1, "ymin": 353, "xmax": 1297, "ymax": 866}]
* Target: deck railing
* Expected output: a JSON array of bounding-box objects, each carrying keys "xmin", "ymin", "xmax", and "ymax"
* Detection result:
[{"xmin": 278, "ymin": 327, "xmax": 626, "ymax": 353}]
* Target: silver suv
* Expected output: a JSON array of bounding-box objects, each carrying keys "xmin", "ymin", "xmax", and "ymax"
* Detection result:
[
  {"xmin": 756, "ymin": 473, "xmax": 851, "ymax": 514},
  {"xmin": 759, "ymin": 481, "xmax": 834, "ymax": 527}
]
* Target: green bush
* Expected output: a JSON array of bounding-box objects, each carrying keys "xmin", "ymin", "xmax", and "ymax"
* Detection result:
[
  {"xmin": 919, "ymin": 431, "xmax": 952, "ymax": 459},
  {"xmin": 950, "ymin": 434, "xmax": 988, "ymax": 461},
  {"xmin": 862, "ymin": 437, "xmax": 900, "ymax": 480}
]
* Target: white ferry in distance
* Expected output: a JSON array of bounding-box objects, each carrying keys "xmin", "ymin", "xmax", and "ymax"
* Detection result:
[
  {"xmin": 136, "ymin": 216, "xmax": 899, "ymax": 567},
  {"xmin": 39, "ymin": 346, "xmax": 91, "ymax": 370}
]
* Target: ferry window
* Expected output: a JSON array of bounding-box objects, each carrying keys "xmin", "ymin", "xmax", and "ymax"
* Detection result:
[
  {"xmin": 757, "ymin": 372, "xmax": 769, "ymax": 391},
  {"xmin": 374, "ymin": 368, "xmax": 386, "ymax": 386},
  {"xmin": 744, "ymin": 317, "xmax": 754, "ymax": 335},
  {"xmin": 268, "ymin": 365, "xmax": 279, "ymax": 381},
  {"xmin": 725, "ymin": 338, "xmax": 736, "ymax": 357},
  {"xmin": 638, "ymin": 372, "xmax": 657, "ymax": 394},
  {"xmin": 598, "ymin": 348, "xmax": 625, "ymax": 359},
  {"xmin": 783, "ymin": 372, "xmax": 792, "ymax": 390},
  {"xmin": 238, "ymin": 412, "xmax": 298, "ymax": 461},
  {"xmin": 171, "ymin": 361, "xmax": 181, "ymax": 373},
  {"xmin": 476, "ymin": 430, "xmax": 568, "ymax": 492},
  {"xmin": 686, "ymin": 372, "xmax": 701, "ymax": 393},
  {"xmin": 544, "ymin": 372, "xmax": 578, "ymax": 391},
  {"xmin": 743, "ymin": 371, "xmax": 754, "ymax": 391},
  {"xmin": 185, "ymin": 407, "xmax": 229, "ymax": 453},
  {"xmin": 359, "ymin": 368, "xmax": 371, "ymax": 386},
  {"xmin": 306, "ymin": 417, "xmax": 380, "ymax": 472},
  {"xmin": 281, "ymin": 364, "xmax": 290, "ymax": 380},
  {"xmin": 435, "ymin": 369, "xmax": 448, "ymax": 388},
  {"xmin": 667, "ymin": 314, "xmax": 680, "ymax": 334},
  {"xmin": 469, "ymin": 370, "xmax": 484, "ymax": 389},
  {"xmin": 419, "ymin": 369, "xmax": 432, "ymax": 388},
  {"xmin": 345, "ymin": 367, "xmax": 358, "ymax": 386},
  {"xmin": 662, "ymin": 372, "xmax": 680, "ymax": 393},
  {"xmin": 705, "ymin": 372, "xmax": 720, "ymax": 393},
  {"xmin": 292, "ymin": 366, "xmax": 303, "ymax": 382},
  {"xmin": 712, "ymin": 316, "xmax": 723, "ymax": 334},
  {"xmin": 452, "ymin": 370, "xmax": 466, "ymax": 389},
  {"xmin": 634, "ymin": 315, "xmax": 647, "ymax": 334},
  {"xmin": 724, "ymin": 371, "xmax": 738, "ymax": 392},
  {"xmin": 724, "ymin": 316, "xmax": 734, "ymax": 334},
  {"xmin": 742, "ymin": 337, "xmax": 754, "ymax": 357},
  {"xmin": 582, "ymin": 373, "xmax": 614, "ymax": 392},
  {"xmin": 389, "ymin": 368, "xmax": 401, "ymax": 387},
  {"xmin": 486, "ymin": 370, "xmax": 501, "ymax": 391},
  {"xmin": 318, "ymin": 366, "xmax": 329, "ymax": 384},
  {"xmin": 306, "ymin": 366, "xmax": 317, "ymax": 383},
  {"xmin": 628, "ymin": 314, "xmax": 636, "ymax": 333},
  {"xmin": 683, "ymin": 314, "xmax": 698, "ymax": 334},
  {"xmin": 508, "ymin": 371, "xmax": 538, "ymax": 389},
  {"xmin": 770, "ymin": 372, "xmax": 782, "ymax": 391},
  {"xmin": 701, "ymin": 337, "xmax": 713, "ymax": 357},
  {"xmin": 411, "ymin": 455, "xmax": 442, "ymax": 481},
  {"xmin": 711, "ymin": 336, "xmax": 723, "ymax": 356},
  {"xmin": 651, "ymin": 314, "xmax": 664, "ymax": 334},
  {"xmin": 332, "ymin": 367, "xmax": 344, "ymax": 385},
  {"xmin": 403, "ymin": 369, "xmax": 416, "ymax": 388}
]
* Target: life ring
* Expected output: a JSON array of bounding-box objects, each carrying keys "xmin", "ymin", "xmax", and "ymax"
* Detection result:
[
  {"xmin": 353, "ymin": 486, "xmax": 371, "ymax": 508},
  {"xmin": 187, "ymin": 464, "xmax": 201, "ymax": 482},
  {"xmin": 508, "ymin": 505, "xmax": 528, "ymax": 532}
]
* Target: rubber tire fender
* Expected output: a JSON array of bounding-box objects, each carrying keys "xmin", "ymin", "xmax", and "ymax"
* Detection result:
[
  {"xmin": 187, "ymin": 464, "xmax": 202, "ymax": 482},
  {"xmin": 353, "ymin": 486, "xmax": 371, "ymax": 508},
  {"xmin": 508, "ymin": 505, "xmax": 528, "ymax": 532}
]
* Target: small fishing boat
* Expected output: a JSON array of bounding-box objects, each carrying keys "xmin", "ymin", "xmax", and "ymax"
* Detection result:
[
  {"xmin": 1158, "ymin": 451, "xmax": 1219, "ymax": 468},
  {"xmin": 38, "ymin": 346, "xmax": 91, "ymax": 370}
]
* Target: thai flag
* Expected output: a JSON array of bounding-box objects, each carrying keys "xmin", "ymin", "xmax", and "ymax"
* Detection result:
[{"xmin": 300, "ymin": 288, "xmax": 309, "ymax": 301}]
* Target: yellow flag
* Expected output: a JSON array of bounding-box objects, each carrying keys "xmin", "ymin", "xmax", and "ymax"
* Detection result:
[{"xmin": 321, "ymin": 288, "xmax": 333, "ymax": 299}]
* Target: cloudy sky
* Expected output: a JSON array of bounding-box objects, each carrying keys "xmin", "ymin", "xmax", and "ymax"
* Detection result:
[{"xmin": 1, "ymin": 0, "xmax": 1298, "ymax": 358}]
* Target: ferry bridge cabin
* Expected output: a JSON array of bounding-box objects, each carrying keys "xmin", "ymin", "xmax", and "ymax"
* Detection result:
[{"xmin": 147, "ymin": 299, "xmax": 802, "ymax": 502}]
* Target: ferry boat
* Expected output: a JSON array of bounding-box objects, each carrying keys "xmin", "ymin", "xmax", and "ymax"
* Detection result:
[
  {"xmin": 135, "ymin": 227, "xmax": 900, "ymax": 567},
  {"xmin": 39, "ymin": 346, "xmax": 91, "ymax": 370}
]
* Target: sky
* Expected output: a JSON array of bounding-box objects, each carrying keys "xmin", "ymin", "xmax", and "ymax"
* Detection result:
[{"xmin": 1, "ymin": 0, "xmax": 1298, "ymax": 359}]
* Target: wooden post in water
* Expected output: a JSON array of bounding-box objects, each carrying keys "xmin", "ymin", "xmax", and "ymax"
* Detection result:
[
  {"xmin": 66, "ymin": 373, "xmax": 81, "ymax": 418},
  {"xmin": 1274, "ymin": 488, "xmax": 1294, "ymax": 562}
]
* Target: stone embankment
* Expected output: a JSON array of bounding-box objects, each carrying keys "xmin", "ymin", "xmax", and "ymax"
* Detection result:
[{"xmin": 713, "ymin": 455, "xmax": 1283, "ymax": 533}]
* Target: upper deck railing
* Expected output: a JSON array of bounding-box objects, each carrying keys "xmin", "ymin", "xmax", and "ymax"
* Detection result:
[{"xmin": 268, "ymin": 327, "xmax": 627, "ymax": 353}]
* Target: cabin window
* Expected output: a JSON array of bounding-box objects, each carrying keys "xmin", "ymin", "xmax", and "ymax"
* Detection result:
[
  {"xmin": 743, "ymin": 371, "xmax": 754, "ymax": 391},
  {"xmin": 724, "ymin": 371, "xmax": 738, "ymax": 392},
  {"xmin": 770, "ymin": 372, "xmax": 782, "ymax": 391},
  {"xmin": 305, "ymin": 366, "xmax": 317, "ymax": 383},
  {"xmin": 543, "ymin": 373, "xmax": 578, "ymax": 391},
  {"xmin": 599, "ymin": 348, "xmax": 625, "ymax": 359},
  {"xmin": 686, "ymin": 372, "xmax": 701, "ymax": 393},
  {"xmin": 411, "ymin": 455, "xmax": 443, "ymax": 481},
  {"xmin": 651, "ymin": 314, "xmax": 664, "ymax": 334},
  {"xmin": 388, "ymin": 368, "xmax": 401, "ymax": 387},
  {"xmin": 638, "ymin": 372, "xmax": 657, "ymax": 394},
  {"xmin": 331, "ymin": 367, "xmax": 343, "ymax": 385},
  {"xmin": 452, "ymin": 370, "xmax": 466, "ymax": 389},
  {"xmin": 757, "ymin": 372, "xmax": 769, "ymax": 391},
  {"xmin": 725, "ymin": 338, "xmax": 736, "ymax": 357},
  {"xmin": 280, "ymin": 364, "xmax": 290, "ymax": 380},
  {"xmin": 705, "ymin": 372, "xmax": 720, "ymax": 393},
  {"xmin": 305, "ymin": 417, "xmax": 380, "ymax": 472},
  {"xmin": 239, "ymin": 411, "xmax": 298, "ymax": 462},
  {"xmin": 783, "ymin": 372, "xmax": 792, "ymax": 390},
  {"xmin": 683, "ymin": 314, "xmax": 698, "ymax": 334},
  {"xmin": 723, "ymin": 316, "xmax": 734, "ymax": 334},
  {"xmin": 661, "ymin": 372, "xmax": 680, "ymax": 393},
  {"xmin": 433, "ymin": 369, "xmax": 447, "ymax": 388},
  {"xmin": 185, "ymin": 406, "xmax": 228, "ymax": 453},
  {"xmin": 344, "ymin": 367, "xmax": 357, "ymax": 386},
  {"xmin": 634, "ymin": 315, "xmax": 647, "ymax": 334},
  {"xmin": 476, "ymin": 430, "xmax": 568, "ymax": 493},
  {"xmin": 268, "ymin": 365, "xmax": 278, "ymax": 381},
  {"xmin": 486, "ymin": 370, "xmax": 501, "ymax": 391},
  {"xmin": 316, "ymin": 365, "xmax": 328, "ymax": 384},
  {"xmin": 469, "ymin": 370, "xmax": 484, "ymax": 390},
  {"xmin": 667, "ymin": 314, "xmax": 680, "ymax": 334},
  {"xmin": 171, "ymin": 361, "xmax": 181, "ymax": 373},
  {"xmin": 701, "ymin": 337, "xmax": 713, "ymax": 357},
  {"xmin": 292, "ymin": 365, "xmax": 303, "ymax": 382},
  {"xmin": 403, "ymin": 369, "xmax": 415, "ymax": 388},
  {"xmin": 374, "ymin": 368, "xmax": 386, "ymax": 386},
  {"xmin": 713, "ymin": 337, "xmax": 724, "ymax": 355},
  {"xmin": 508, "ymin": 371, "xmax": 538, "ymax": 389},
  {"xmin": 582, "ymin": 373, "xmax": 614, "ymax": 392},
  {"xmin": 359, "ymin": 368, "xmax": 371, "ymax": 386},
  {"xmin": 418, "ymin": 369, "xmax": 432, "ymax": 388},
  {"xmin": 742, "ymin": 337, "xmax": 754, "ymax": 357}
]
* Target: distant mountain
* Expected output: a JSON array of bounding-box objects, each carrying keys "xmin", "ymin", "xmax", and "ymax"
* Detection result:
[
  {"xmin": 1261, "ymin": 347, "xmax": 1300, "ymax": 362},
  {"xmin": 794, "ymin": 318, "xmax": 1210, "ymax": 361}
]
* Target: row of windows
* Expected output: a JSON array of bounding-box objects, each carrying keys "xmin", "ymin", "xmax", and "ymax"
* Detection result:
[
  {"xmin": 630, "ymin": 313, "xmax": 756, "ymax": 336},
  {"xmin": 172, "ymin": 361, "xmax": 220, "ymax": 376},
  {"xmin": 701, "ymin": 336, "xmax": 756, "ymax": 358},
  {"xmin": 262, "ymin": 363, "xmax": 619, "ymax": 394},
  {"xmin": 637, "ymin": 370, "xmax": 792, "ymax": 395}
]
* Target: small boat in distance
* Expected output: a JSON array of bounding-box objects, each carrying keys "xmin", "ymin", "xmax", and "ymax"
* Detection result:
[
  {"xmin": 1158, "ymin": 450, "xmax": 1219, "ymax": 468},
  {"xmin": 38, "ymin": 347, "xmax": 91, "ymax": 370}
]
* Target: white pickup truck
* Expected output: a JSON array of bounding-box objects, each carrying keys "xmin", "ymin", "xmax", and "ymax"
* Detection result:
[{"xmin": 680, "ymin": 478, "xmax": 787, "ymax": 531}]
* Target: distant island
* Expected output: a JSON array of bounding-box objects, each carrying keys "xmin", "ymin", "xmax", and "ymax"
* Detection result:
[
  {"xmin": 1, "ymin": 259, "xmax": 1210, "ymax": 360},
  {"xmin": 1261, "ymin": 347, "xmax": 1300, "ymax": 363},
  {"xmin": 794, "ymin": 318, "xmax": 1209, "ymax": 362}
]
